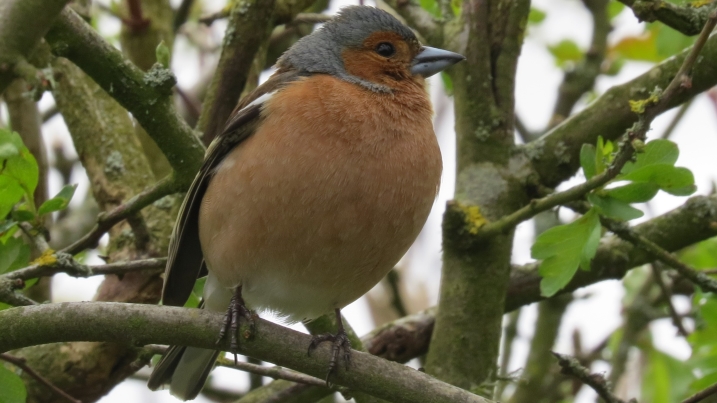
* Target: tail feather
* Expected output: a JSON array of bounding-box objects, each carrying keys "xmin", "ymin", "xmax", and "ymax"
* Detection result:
[{"xmin": 147, "ymin": 345, "xmax": 220, "ymax": 401}]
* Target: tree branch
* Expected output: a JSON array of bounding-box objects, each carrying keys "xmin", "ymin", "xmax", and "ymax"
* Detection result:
[
  {"xmin": 195, "ymin": 0, "xmax": 276, "ymax": 145},
  {"xmin": 506, "ymin": 194, "xmax": 717, "ymax": 311},
  {"xmin": 45, "ymin": 8, "xmax": 205, "ymax": 186},
  {"xmin": 619, "ymin": 0, "xmax": 717, "ymax": 36},
  {"xmin": 469, "ymin": 139, "xmax": 635, "ymax": 241},
  {"xmin": 0, "ymin": 354, "xmax": 81, "ymax": 403},
  {"xmin": 681, "ymin": 382, "xmax": 717, "ymax": 403},
  {"xmin": 553, "ymin": 352, "xmax": 635, "ymax": 403},
  {"xmin": 0, "ymin": 303, "xmax": 492, "ymax": 403},
  {"xmin": 60, "ymin": 176, "xmax": 179, "ymax": 255},
  {"xmin": 523, "ymin": 14, "xmax": 717, "ymax": 188},
  {"xmin": 146, "ymin": 344, "xmax": 329, "ymax": 388},
  {"xmin": 0, "ymin": 0, "xmax": 70, "ymax": 94},
  {"xmin": 651, "ymin": 263, "xmax": 689, "ymax": 337}
]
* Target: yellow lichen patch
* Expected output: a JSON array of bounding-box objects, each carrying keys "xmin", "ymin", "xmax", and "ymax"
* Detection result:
[
  {"xmin": 462, "ymin": 204, "xmax": 488, "ymax": 234},
  {"xmin": 31, "ymin": 249, "xmax": 57, "ymax": 266},
  {"xmin": 629, "ymin": 92, "xmax": 660, "ymax": 114},
  {"xmin": 690, "ymin": 0, "xmax": 713, "ymax": 7}
]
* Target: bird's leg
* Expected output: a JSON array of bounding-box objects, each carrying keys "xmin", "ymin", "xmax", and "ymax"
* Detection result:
[
  {"xmin": 307, "ymin": 308, "xmax": 352, "ymax": 385},
  {"xmin": 216, "ymin": 286, "xmax": 255, "ymax": 364}
]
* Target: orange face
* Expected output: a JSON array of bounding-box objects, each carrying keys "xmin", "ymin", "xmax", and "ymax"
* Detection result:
[{"xmin": 341, "ymin": 31, "xmax": 423, "ymax": 89}]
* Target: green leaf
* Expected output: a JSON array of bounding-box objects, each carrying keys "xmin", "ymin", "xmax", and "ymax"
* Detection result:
[
  {"xmin": 0, "ymin": 143, "xmax": 19, "ymax": 160},
  {"xmin": 0, "ymin": 129, "xmax": 39, "ymax": 201},
  {"xmin": 547, "ymin": 39, "xmax": 583, "ymax": 67},
  {"xmin": 605, "ymin": 182, "xmax": 660, "ymax": 203},
  {"xmin": 533, "ymin": 209, "xmax": 601, "ymax": 297},
  {"xmin": 621, "ymin": 139, "xmax": 679, "ymax": 175},
  {"xmin": 10, "ymin": 209, "xmax": 34, "ymax": 222},
  {"xmin": 580, "ymin": 144, "xmax": 597, "ymax": 179},
  {"xmin": 621, "ymin": 165, "xmax": 695, "ymax": 194},
  {"xmin": 0, "ymin": 220, "xmax": 17, "ymax": 235},
  {"xmin": 594, "ymin": 137, "xmax": 606, "ymax": 176},
  {"xmin": 38, "ymin": 184, "xmax": 77, "ymax": 216},
  {"xmin": 588, "ymin": 194, "xmax": 644, "ymax": 220},
  {"xmin": 0, "ymin": 176, "xmax": 24, "ymax": 218},
  {"xmin": 528, "ymin": 8, "xmax": 546, "ymax": 24},
  {"xmin": 0, "ymin": 364, "xmax": 26, "ymax": 403},
  {"xmin": 184, "ymin": 277, "xmax": 207, "ymax": 308},
  {"xmin": 155, "ymin": 40, "xmax": 171, "ymax": 69},
  {"xmin": 679, "ymin": 239, "xmax": 717, "ymax": 269},
  {"xmin": 0, "ymin": 236, "xmax": 31, "ymax": 274}
]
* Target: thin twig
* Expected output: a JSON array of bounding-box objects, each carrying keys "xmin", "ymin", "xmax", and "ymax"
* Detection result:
[
  {"xmin": 197, "ymin": 8, "xmax": 229, "ymax": 26},
  {"xmin": 553, "ymin": 352, "xmax": 635, "ymax": 403},
  {"xmin": 386, "ymin": 269, "xmax": 408, "ymax": 318},
  {"xmin": 19, "ymin": 221, "xmax": 50, "ymax": 253},
  {"xmin": 681, "ymin": 382, "xmax": 717, "ymax": 403},
  {"xmin": 0, "ymin": 353, "xmax": 82, "ymax": 403},
  {"xmin": 474, "ymin": 144, "xmax": 634, "ymax": 239},
  {"xmin": 652, "ymin": 263, "xmax": 690, "ymax": 337},
  {"xmin": 173, "ymin": 0, "xmax": 195, "ymax": 31},
  {"xmin": 60, "ymin": 176, "xmax": 178, "ymax": 255},
  {"xmin": 474, "ymin": 8, "xmax": 717, "ymax": 242},
  {"xmin": 5, "ymin": 257, "xmax": 166, "ymax": 282}
]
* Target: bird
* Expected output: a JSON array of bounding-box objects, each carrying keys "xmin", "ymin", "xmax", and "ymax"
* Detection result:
[{"xmin": 147, "ymin": 5, "xmax": 464, "ymax": 400}]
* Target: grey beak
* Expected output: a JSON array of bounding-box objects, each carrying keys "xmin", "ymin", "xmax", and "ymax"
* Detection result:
[{"xmin": 411, "ymin": 46, "xmax": 465, "ymax": 77}]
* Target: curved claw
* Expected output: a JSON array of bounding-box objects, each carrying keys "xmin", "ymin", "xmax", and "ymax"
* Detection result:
[{"xmin": 216, "ymin": 286, "xmax": 256, "ymax": 365}]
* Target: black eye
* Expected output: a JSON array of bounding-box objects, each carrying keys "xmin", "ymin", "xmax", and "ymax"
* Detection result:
[{"xmin": 375, "ymin": 42, "xmax": 395, "ymax": 57}]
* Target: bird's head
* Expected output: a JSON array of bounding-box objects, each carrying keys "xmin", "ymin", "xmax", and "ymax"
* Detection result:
[{"xmin": 277, "ymin": 6, "xmax": 465, "ymax": 92}]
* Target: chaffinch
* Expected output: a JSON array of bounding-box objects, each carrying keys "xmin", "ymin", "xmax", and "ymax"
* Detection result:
[{"xmin": 147, "ymin": 5, "xmax": 464, "ymax": 400}]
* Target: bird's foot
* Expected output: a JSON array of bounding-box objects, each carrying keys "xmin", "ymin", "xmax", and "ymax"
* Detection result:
[
  {"xmin": 216, "ymin": 286, "xmax": 255, "ymax": 364},
  {"xmin": 307, "ymin": 309, "xmax": 352, "ymax": 385}
]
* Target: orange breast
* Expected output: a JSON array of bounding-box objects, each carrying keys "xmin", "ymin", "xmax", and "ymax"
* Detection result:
[{"xmin": 198, "ymin": 74, "xmax": 442, "ymax": 321}]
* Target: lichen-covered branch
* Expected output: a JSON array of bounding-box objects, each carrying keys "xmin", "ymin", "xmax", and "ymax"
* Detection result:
[
  {"xmin": 619, "ymin": 0, "xmax": 717, "ymax": 36},
  {"xmin": 425, "ymin": 0, "xmax": 532, "ymax": 391},
  {"xmin": 45, "ymin": 8, "xmax": 205, "ymax": 186},
  {"xmin": 196, "ymin": 0, "xmax": 276, "ymax": 144},
  {"xmin": 0, "ymin": 0, "xmax": 70, "ymax": 94},
  {"xmin": 0, "ymin": 303, "xmax": 493, "ymax": 403},
  {"xmin": 524, "ymin": 22, "xmax": 717, "ymax": 188},
  {"xmin": 506, "ymin": 194, "xmax": 717, "ymax": 310}
]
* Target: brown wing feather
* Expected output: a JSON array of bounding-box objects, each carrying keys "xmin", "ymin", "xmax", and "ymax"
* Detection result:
[{"xmin": 161, "ymin": 69, "xmax": 303, "ymax": 306}]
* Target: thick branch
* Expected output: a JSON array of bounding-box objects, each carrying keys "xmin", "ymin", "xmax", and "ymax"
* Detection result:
[
  {"xmin": 195, "ymin": 0, "xmax": 276, "ymax": 145},
  {"xmin": 506, "ymin": 194, "xmax": 717, "ymax": 310},
  {"xmin": 0, "ymin": 0, "xmax": 70, "ymax": 94},
  {"xmin": 524, "ymin": 22, "xmax": 717, "ymax": 188},
  {"xmin": 45, "ymin": 8, "xmax": 205, "ymax": 185},
  {"xmin": 619, "ymin": 0, "xmax": 717, "ymax": 36},
  {"xmin": 0, "ymin": 303, "xmax": 492, "ymax": 403}
]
